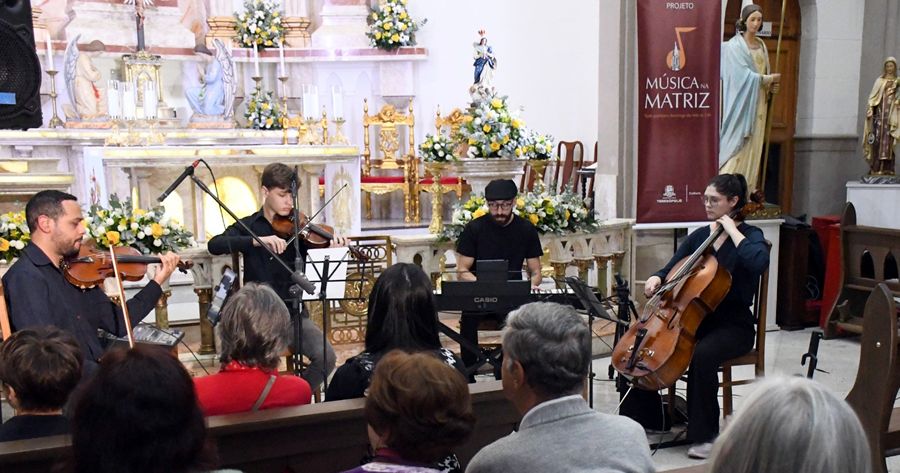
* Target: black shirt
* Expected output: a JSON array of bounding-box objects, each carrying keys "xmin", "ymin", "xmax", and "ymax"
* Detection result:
[
  {"xmin": 653, "ymin": 222, "xmax": 770, "ymax": 330},
  {"xmin": 325, "ymin": 348, "xmax": 464, "ymax": 401},
  {"xmin": 2, "ymin": 244, "xmax": 162, "ymax": 369},
  {"xmin": 206, "ymin": 209, "xmax": 309, "ymax": 301},
  {"xmin": 0, "ymin": 414, "xmax": 69, "ymax": 442},
  {"xmin": 456, "ymin": 214, "xmax": 543, "ymax": 280}
]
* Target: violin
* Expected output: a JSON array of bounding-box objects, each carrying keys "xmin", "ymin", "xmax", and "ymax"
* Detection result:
[
  {"xmin": 610, "ymin": 196, "xmax": 763, "ymax": 390},
  {"xmin": 270, "ymin": 213, "xmax": 368, "ymax": 261},
  {"xmin": 63, "ymin": 240, "xmax": 193, "ymax": 290}
]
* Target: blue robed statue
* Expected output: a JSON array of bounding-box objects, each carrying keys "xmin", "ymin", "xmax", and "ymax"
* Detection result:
[
  {"xmin": 186, "ymin": 39, "xmax": 235, "ymax": 120},
  {"xmin": 473, "ymin": 31, "xmax": 496, "ymax": 88}
]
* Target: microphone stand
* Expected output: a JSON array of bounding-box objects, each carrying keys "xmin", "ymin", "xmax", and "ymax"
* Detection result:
[{"xmin": 289, "ymin": 168, "xmax": 306, "ymax": 378}]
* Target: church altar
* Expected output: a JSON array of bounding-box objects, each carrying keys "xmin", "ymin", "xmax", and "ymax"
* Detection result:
[
  {"xmin": 0, "ymin": 129, "xmax": 361, "ymax": 238},
  {"xmin": 394, "ymin": 219, "xmax": 636, "ymax": 297}
]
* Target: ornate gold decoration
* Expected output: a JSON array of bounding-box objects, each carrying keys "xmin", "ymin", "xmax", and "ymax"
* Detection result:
[
  {"xmin": 205, "ymin": 16, "xmax": 237, "ymax": 49},
  {"xmin": 194, "ymin": 288, "xmax": 216, "ymax": 355},
  {"xmin": 425, "ymin": 161, "xmax": 449, "ymax": 234},
  {"xmin": 339, "ymin": 271, "xmax": 376, "ymax": 317},
  {"xmin": 527, "ymin": 159, "xmax": 550, "ymax": 192},
  {"xmin": 155, "ymin": 289, "xmax": 172, "ymax": 329},
  {"xmin": 362, "ymin": 98, "xmax": 416, "ymax": 222}
]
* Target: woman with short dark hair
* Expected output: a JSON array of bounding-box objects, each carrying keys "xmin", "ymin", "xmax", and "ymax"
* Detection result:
[
  {"xmin": 326, "ymin": 263, "xmax": 462, "ymax": 402},
  {"xmin": 339, "ymin": 351, "xmax": 475, "ymax": 473},
  {"xmin": 194, "ymin": 282, "xmax": 311, "ymax": 416}
]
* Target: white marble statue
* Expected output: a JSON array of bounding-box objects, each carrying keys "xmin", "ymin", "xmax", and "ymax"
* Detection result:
[
  {"xmin": 186, "ymin": 39, "xmax": 235, "ymax": 122},
  {"xmin": 63, "ymin": 35, "xmax": 109, "ymax": 120}
]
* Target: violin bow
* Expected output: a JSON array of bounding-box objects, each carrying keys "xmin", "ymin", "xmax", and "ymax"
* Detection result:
[
  {"xmin": 759, "ymin": 0, "xmax": 788, "ymax": 192},
  {"xmin": 108, "ymin": 246, "xmax": 136, "ymax": 348}
]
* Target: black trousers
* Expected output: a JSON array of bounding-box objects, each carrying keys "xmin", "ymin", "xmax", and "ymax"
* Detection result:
[{"xmin": 686, "ymin": 319, "xmax": 755, "ymax": 443}]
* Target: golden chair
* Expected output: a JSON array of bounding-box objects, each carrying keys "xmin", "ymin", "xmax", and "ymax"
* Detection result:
[
  {"xmin": 414, "ymin": 106, "xmax": 469, "ymax": 222},
  {"xmin": 361, "ymin": 98, "xmax": 417, "ymax": 222}
]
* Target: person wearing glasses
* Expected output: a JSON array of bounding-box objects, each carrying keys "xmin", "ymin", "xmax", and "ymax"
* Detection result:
[{"xmin": 454, "ymin": 179, "xmax": 543, "ymax": 379}]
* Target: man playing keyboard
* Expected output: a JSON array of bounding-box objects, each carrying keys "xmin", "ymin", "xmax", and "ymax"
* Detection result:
[{"xmin": 455, "ymin": 179, "xmax": 543, "ymax": 379}]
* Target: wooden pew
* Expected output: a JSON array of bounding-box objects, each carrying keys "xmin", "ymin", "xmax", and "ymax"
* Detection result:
[
  {"xmin": 824, "ymin": 203, "xmax": 900, "ymax": 337},
  {"xmin": 844, "ymin": 283, "xmax": 900, "ymax": 473},
  {"xmin": 0, "ymin": 380, "xmax": 518, "ymax": 473}
]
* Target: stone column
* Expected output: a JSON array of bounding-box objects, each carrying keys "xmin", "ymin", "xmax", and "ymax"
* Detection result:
[
  {"xmin": 194, "ymin": 288, "xmax": 216, "ymax": 354},
  {"xmin": 574, "ymin": 258, "xmax": 593, "ymax": 284},
  {"xmin": 593, "ymin": 253, "xmax": 613, "ymax": 297},
  {"xmin": 551, "ymin": 262, "xmax": 568, "ymax": 290}
]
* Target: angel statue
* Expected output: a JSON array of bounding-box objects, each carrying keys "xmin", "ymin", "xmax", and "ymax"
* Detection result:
[
  {"xmin": 472, "ymin": 30, "xmax": 496, "ymax": 89},
  {"xmin": 63, "ymin": 35, "xmax": 108, "ymax": 121},
  {"xmin": 186, "ymin": 39, "xmax": 235, "ymax": 122}
]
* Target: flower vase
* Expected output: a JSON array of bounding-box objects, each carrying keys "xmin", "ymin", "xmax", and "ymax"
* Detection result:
[
  {"xmin": 425, "ymin": 161, "xmax": 449, "ymax": 234},
  {"xmin": 452, "ymin": 158, "xmax": 526, "ymax": 196},
  {"xmin": 528, "ymin": 159, "xmax": 550, "ymax": 193}
]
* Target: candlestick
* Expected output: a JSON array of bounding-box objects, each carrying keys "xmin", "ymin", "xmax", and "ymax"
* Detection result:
[
  {"xmin": 321, "ymin": 108, "xmax": 329, "ymax": 144},
  {"xmin": 45, "ymin": 70, "xmax": 63, "ymax": 128},
  {"xmin": 278, "ymin": 39, "xmax": 286, "ymax": 77},
  {"xmin": 253, "ymin": 42, "xmax": 260, "ymax": 77},
  {"xmin": 330, "ymin": 117, "xmax": 349, "ymax": 145},
  {"xmin": 251, "ymin": 76, "xmax": 262, "ymax": 92}
]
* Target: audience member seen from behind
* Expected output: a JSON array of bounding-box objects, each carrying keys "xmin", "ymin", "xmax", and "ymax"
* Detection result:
[
  {"xmin": 194, "ymin": 282, "xmax": 312, "ymax": 416},
  {"xmin": 466, "ymin": 302, "xmax": 655, "ymax": 473},
  {"xmin": 339, "ymin": 350, "xmax": 476, "ymax": 473},
  {"xmin": 709, "ymin": 376, "xmax": 872, "ymax": 473},
  {"xmin": 70, "ymin": 345, "xmax": 239, "ymax": 473},
  {"xmin": 0, "ymin": 327, "xmax": 82, "ymax": 442},
  {"xmin": 326, "ymin": 263, "xmax": 463, "ymax": 402}
]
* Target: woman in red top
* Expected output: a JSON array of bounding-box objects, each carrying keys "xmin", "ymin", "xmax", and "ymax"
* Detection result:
[{"xmin": 194, "ymin": 282, "xmax": 311, "ymax": 416}]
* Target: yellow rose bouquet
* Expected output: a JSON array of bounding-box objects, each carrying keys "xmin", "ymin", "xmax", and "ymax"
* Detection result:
[
  {"xmin": 0, "ymin": 211, "xmax": 30, "ymax": 263},
  {"xmin": 366, "ymin": 0, "xmax": 426, "ymax": 51},
  {"xmin": 459, "ymin": 89, "xmax": 528, "ymax": 159},
  {"xmin": 85, "ymin": 195, "xmax": 194, "ymax": 254},
  {"xmin": 439, "ymin": 188, "xmax": 597, "ymax": 240},
  {"xmin": 234, "ymin": 0, "xmax": 284, "ymax": 49},
  {"xmin": 245, "ymin": 89, "xmax": 283, "ymax": 130}
]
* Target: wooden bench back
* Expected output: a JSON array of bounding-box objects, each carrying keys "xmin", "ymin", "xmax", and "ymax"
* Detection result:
[
  {"xmin": 0, "ymin": 380, "xmax": 517, "ymax": 473},
  {"xmin": 825, "ymin": 203, "xmax": 900, "ymax": 336}
]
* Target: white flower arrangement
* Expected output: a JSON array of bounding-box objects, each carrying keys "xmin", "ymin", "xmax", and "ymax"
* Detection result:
[
  {"xmin": 366, "ymin": 0, "xmax": 426, "ymax": 51},
  {"xmin": 245, "ymin": 88, "xmax": 283, "ymax": 130},
  {"xmin": 85, "ymin": 195, "xmax": 194, "ymax": 254},
  {"xmin": 440, "ymin": 188, "xmax": 597, "ymax": 240},
  {"xmin": 235, "ymin": 0, "xmax": 284, "ymax": 49},
  {"xmin": 0, "ymin": 211, "xmax": 29, "ymax": 262},
  {"xmin": 419, "ymin": 133, "xmax": 458, "ymax": 163},
  {"xmin": 522, "ymin": 131, "xmax": 556, "ymax": 160},
  {"xmin": 459, "ymin": 89, "xmax": 527, "ymax": 159}
]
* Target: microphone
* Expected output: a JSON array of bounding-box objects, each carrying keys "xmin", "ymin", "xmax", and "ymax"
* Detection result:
[
  {"xmin": 291, "ymin": 271, "xmax": 316, "ymax": 295},
  {"xmin": 157, "ymin": 160, "xmax": 199, "ymax": 203}
]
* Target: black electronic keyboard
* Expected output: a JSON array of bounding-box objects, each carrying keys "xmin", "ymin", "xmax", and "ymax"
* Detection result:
[{"xmin": 434, "ymin": 281, "xmax": 588, "ymax": 313}]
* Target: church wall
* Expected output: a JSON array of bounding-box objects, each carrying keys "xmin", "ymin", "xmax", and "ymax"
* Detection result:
[{"xmin": 411, "ymin": 0, "xmax": 601, "ymax": 152}]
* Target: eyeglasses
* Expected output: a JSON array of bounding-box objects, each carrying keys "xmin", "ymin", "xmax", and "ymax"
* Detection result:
[{"xmin": 487, "ymin": 201, "xmax": 514, "ymax": 210}]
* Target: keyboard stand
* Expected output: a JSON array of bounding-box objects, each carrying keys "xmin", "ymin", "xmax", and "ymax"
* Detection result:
[{"xmin": 438, "ymin": 320, "xmax": 504, "ymax": 380}]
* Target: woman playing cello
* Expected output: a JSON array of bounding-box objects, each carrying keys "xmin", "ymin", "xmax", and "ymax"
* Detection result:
[{"xmin": 642, "ymin": 174, "xmax": 769, "ymax": 459}]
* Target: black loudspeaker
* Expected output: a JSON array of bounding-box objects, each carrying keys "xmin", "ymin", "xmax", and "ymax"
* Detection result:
[{"xmin": 0, "ymin": 0, "xmax": 43, "ymax": 130}]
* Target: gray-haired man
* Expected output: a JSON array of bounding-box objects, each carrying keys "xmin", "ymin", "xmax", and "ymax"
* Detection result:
[{"xmin": 466, "ymin": 302, "xmax": 654, "ymax": 473}]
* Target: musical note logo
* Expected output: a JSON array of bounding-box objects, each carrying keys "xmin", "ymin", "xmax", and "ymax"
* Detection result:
[{"xmin": 667, "ymin": 27, "xmax": 697, "ymax": 71}]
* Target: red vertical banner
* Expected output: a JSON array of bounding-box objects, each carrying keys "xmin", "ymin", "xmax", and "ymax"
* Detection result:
[{"xmin": 636, "ymin": 0, "xmax": 721, "ymax": 223}]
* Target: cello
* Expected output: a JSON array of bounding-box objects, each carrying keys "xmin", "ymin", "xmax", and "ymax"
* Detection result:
[{"xmin": 611, "ymin": 196, "xmax": 763, "ymax": 390}]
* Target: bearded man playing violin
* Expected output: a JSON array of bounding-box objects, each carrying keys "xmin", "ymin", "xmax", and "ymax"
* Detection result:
[
  {"xmin": 2, "ymin": 190, "xmax": 181, "ymax": 373},
  {"xmin": 207, "ymin": 162, "xmax": 345, "ymax": 390}
]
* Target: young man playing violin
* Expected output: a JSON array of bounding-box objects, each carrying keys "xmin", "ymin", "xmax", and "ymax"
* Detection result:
[
  {"xmin": 2, "ymin": 190, "xmax": 181, "ymax": 374},
  {"xmin": 207, "ymin": 162, "xmax": 345, "ymax": 390}
]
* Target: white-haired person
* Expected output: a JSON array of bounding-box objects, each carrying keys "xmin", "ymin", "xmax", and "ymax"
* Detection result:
[{"xmin": 709, "ymin": 376, "xmax": 872, "ymax": 473}]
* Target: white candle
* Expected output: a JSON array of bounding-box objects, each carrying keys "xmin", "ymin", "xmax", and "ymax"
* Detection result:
[
  {"xmin": 278, "ymin": 39, "xmax": 286, "ymax": 77},
  {"xmin": 45, "ymin": 33, "xmax": 54, "ymax": 71},
  {"xmin": 303, "ymin": 85, "xmax": 311, "ymax": 118},
  {"xmin": 253, "ymin": 42, "xmax": 260, "ymax": 77},
  {"xmin": 107, "ymin": 80, "xmax": 120, "ymax": 118},
  {"xmin": 123, "ymin": 82, "xmax": 135, "ymax": 120},
  {"xmin": 331, "ymin": 86, "xmax": 343, "ymax": 119},
  {"xmin": 311, "ymin": 86, "xmax": 319, "ymax": 117},
  {"xmin": 144, "ymin": 80, "xmax": 158, "ymax": 119}
]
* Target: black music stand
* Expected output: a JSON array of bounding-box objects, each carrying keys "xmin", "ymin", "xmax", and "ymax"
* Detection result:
[
  {"xmin": 302, "ymin": 247, "xmax": 352, "ymax": 392},
  {"xmin": 563, "ymin": 276, "xmax": 627, "ymax": 408}
]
